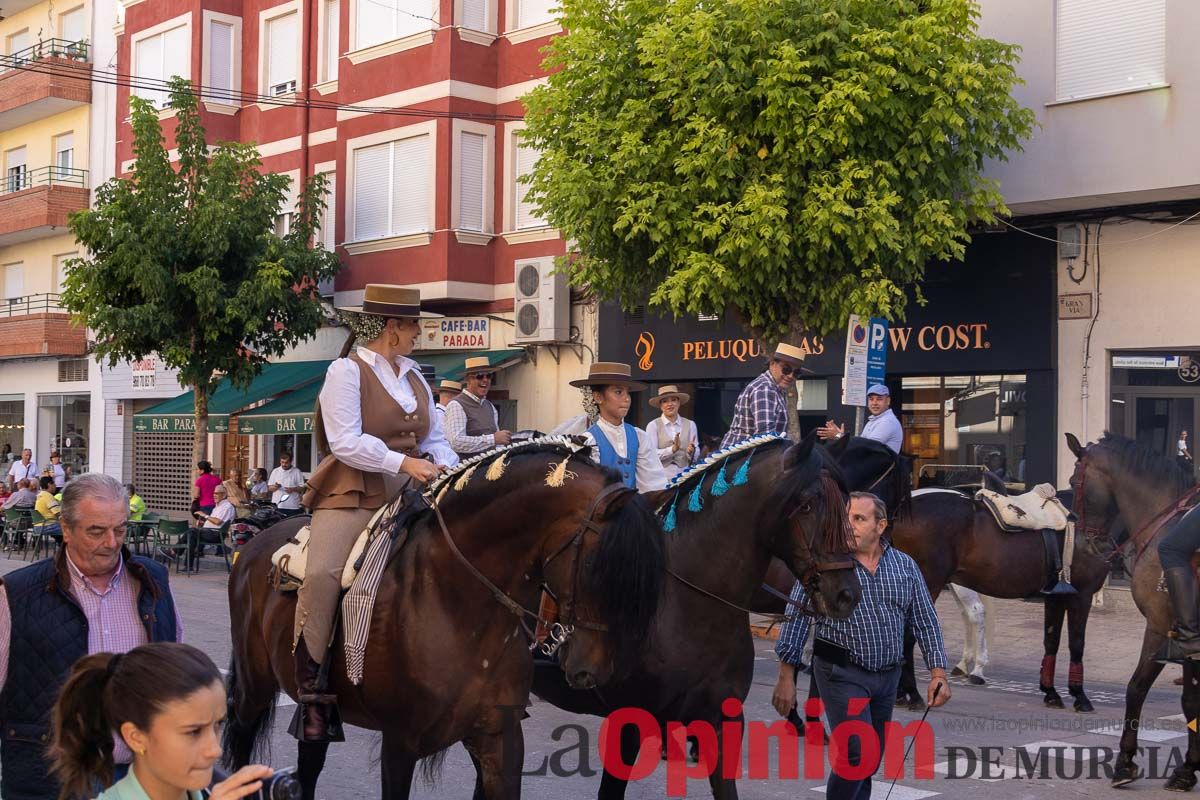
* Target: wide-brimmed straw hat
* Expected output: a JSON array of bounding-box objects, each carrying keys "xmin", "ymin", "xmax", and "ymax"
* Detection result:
[
  {"xmin": 773, "ymin": 342, "xmax": 813, "ymax": 373},
  {"xmin": 336, "ymin": 285, "xmax": 441, "ymax": 318},
  {"xmin": 463, "ymin": 356, "xmax": 500, "ymax": 375},
  {"xmin": 569, "ymin": 362, "xmax": 648, "ymax": 392},
  {"xmin": 648, "ymin": 384, "xmax": 690, "ymax": 407},
  {"xmin": 438, "ymin": 379, "xmax": 463, "ymax": 392}
]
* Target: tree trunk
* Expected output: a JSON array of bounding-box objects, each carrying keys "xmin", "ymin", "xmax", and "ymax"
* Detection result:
[{"xmin": 192, "ymin": 382, "xmax": 209, "ymax": 468}]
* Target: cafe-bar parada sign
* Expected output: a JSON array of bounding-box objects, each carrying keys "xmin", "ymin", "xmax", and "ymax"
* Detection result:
[{"xmin": 418, "ymin": 317, "xmax": 490, "ymax": 350}]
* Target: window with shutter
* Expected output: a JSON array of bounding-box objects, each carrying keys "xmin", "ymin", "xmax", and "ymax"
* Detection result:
[
  {"xmin": 209, "ymin": 21, "xmax": 235, "ymax": 100},
  {"xmin": 59, "ymin": 7, "xmax": 86, "ymax": 43},
  {"xmin": 322, "ymin": 0, "xmax": 340, "ymax": 82},
  {"xmin": 1056, "ymin": 0, "xmax": 1166, "ymax": 102},
  {"xmin": 3, "ymin": 263, "xmax": 24, "ymax": 301},
  {"xmin": 514, "ymin": 139, "xmax": 546, "ymax": 230},
  {"xmin": 516, "ymin": 0, "xmax": 554, "ymax": 30},
  {"xmin": 356, "ymin": 0, "xmax": 435, "ymax": 50},
  {"xmin": 458, "ymin": 132, "xmax": 486, "ymax": 232},
  {"xmin": 163, "ymin": 26, "xmax": 190, "ymax": 87},
  {"xmin": 321, "ymin": 174, "xmax": 337, "ymax": 251},
  {"xmin": 6, "ymin": 29, "xmax": 31, "ymax": 67},
  {"xmin": 5, "ymin": 147, "xmax": 27, "ymax": 193},
  {"xmin": 267, "ymin": 13, "xmax": 298, "ymax": 95},
  {"xmin": 55, "ymin": 134, "xmax": 73, "ymax": 178},
  {"xmin": 460, "ymin": 0, "xmax": 486, "ymax": 31},
  {"xmin": 352, "ymin": 135, "xmax": 431, "ymax": 241},
  {"xmin": 133, "ymin": 34, "xmax": 164, "ymax": 105}
]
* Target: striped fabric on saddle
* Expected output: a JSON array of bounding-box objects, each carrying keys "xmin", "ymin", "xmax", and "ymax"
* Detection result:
[{"xmin": 975, "ymin": 483, "xmax": 1070, "ymax": 532}]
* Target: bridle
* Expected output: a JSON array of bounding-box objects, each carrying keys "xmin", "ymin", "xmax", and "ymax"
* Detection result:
[
  {"xmin": 429, "ymin": 478, "xmax": 625, "ymax": 654},
  {"xmin": 669, "ymin": 473, "xmax": 856, "ymax": 624},
  {"xmin": 1069, "ymin": 453, "xmax": 1113, "ymax": 556}
]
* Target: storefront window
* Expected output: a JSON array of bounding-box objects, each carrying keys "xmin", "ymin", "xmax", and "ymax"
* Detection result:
[
  {"xmin": 1110, "ymin": 351, "xmax": 1200, "ymax": 476},
  {"xmin": 0, "ymin": 394, "xmax": 23, "ymax": 464},
  {"xmin": 38, "ymin": 394, "xmax": 89, "ymax": 478},
  {"xmin": 270, "ymin": 432, "xmax": 314, "ymax": 474},
  {"xmin": 902, "ymin": 374, "xmax": 1027, "ymax": 490}
]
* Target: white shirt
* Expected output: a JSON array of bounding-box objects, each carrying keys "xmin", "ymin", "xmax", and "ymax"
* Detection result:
[
  {"xmin": 203, "ymin": 499, "xmax": 236, "ymax": 528},
  {"xmin": 268, "ymin": 466, "xmax": 306, "ymax": 509},
  {"xmin": 318, "ymin": 347, "xmax": 458, "ymax": 476},
  {"xmin": 1180, "ymin": 439, "xmax": 1190, "ymax": 457},
  {"xmin": 6, "ymin": 460, "xmax": 37, "ymax": 484},
  {"xmin": 49, "ymin": 463, "xmax": 65, "ymax": 488},
  {"xmin": 645, "ymin": 415, "xmax": 699, "ymax": 477},
  {"xmin": 589, "ymin": 417, "xmax": 669, "ymax": 493},
  {"xmin": 444, "ymin": 392, "xmax": 501, "ymax": 455},
  {"xmin": 861, "ymin": 408, "xmax": 904, "ymax": 454}
]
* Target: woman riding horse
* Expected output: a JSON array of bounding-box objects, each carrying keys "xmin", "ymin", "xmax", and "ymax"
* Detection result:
[{"xmin": 294, "ymin": 285, "xmax": 457, "ymax": 742}]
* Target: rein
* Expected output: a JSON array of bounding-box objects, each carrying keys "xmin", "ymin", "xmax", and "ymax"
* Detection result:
[{"xmin": 428, "ymin": 479, "xmax": 622, "ymax": 637}]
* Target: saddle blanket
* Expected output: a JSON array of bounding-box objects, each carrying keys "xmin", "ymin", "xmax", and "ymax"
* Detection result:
[
  {"xmin": 976, "ymin": 483, "xmax": 1070, "ymax": 532},
  {"xmin": 269, "ymin": 501, "xmax": 391, "ymax": 591}
]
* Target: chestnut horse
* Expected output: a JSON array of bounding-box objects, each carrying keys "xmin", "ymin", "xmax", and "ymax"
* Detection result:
[
  {"xmin": 529, "ymin": 434, "xmax": 863, "ymax": 799},
  {"xmin": 1066, "ymin": 431, "xmax": 1200, "ymax": 790},
  {"xmin": 222, "ymin": 442, "xmax": 667, "ymax": 799}
]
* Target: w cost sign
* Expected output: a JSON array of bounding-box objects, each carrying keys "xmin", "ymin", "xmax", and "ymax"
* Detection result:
[{"xmin": 841, "ymin": 315, "xmax": 889, "ymax": 406}]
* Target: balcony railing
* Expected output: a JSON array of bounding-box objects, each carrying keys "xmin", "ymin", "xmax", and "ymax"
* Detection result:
[
  {"xmin": 0, "ymin": 38, "xmax": 90, "ymax": 71},
  {"xmin": 1, "ymin": 165, "xmax": 88, "ymax": 195},
  {"xmin": 0, "ymin": 293, "xmax": 66, "ymax": 318}
]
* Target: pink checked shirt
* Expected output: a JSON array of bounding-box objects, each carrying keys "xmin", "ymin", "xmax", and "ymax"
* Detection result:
[{"xmin": 0, "ymin": 552, "xmax": 184, "ymax": 763}]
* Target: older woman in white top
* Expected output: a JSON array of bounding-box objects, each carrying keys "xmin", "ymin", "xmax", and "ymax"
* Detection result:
[{"xmin": 644, "ymin": 385, "xmax": 699, "ymax": 479}]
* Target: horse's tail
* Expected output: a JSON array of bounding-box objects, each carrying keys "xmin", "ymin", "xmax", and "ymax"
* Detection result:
[{"xmin": 222, "ymin": 652, "xmax": 277, "ymax": 770}]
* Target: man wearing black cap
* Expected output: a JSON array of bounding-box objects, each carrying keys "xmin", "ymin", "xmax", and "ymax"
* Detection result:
[{"xmin": 818, "ymin": 384, "xmax": 903, "ymax": 454}]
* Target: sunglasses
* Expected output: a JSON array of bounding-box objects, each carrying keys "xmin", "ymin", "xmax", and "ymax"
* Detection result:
[
  {"xmin": 470, "ymin": 372, "xmax": 493, "ymax": 381},
  {"xmin": 777, "ymin": 362, "xmax": 800, "ymax": 376}
]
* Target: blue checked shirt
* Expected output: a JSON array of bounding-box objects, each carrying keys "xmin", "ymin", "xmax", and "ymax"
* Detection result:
[
  {"xmin": 775, "ymin": 542, "xmax": 948, "ymax": 672},
  {"xmin": 721, "ymin": 371, "xmax": 787, "ymax": 449}
]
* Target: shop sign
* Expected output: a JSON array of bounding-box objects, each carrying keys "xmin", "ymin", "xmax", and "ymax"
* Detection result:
[
  {"xmin": 1112, "ymin": 355, "xmax": 1180, "ymax": 369},
  {"xmin": 238, "ymin": 415, "xmax": 315, "ymax": 435},
  {"xmin": 843, "ymin": 315, "xmax": 870, "ymax": 406},
  {"xmin": 418, "ymin": 317, "xmax": 490, "ymax": 350},
  {"xmin": 131, "ymin": 357, "xmax": 156, "ymax": 389},
  {"xmin": 132, "ymin": 414, "xmax": 228, "ymax": 433}
]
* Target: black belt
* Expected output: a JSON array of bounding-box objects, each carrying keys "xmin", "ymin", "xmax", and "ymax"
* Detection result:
[{"xmin": 813, "ymin": 638, "xmax": 899, "ymax": 673}]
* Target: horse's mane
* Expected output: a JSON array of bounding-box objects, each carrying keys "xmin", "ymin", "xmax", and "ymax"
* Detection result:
[
  {"xmin": 665, "ymin": 434, "xmax": 790, "ymax": 492},
  {"xmin": 1095, "ymin": 431, "xmax": 1196, "ymax": 495},
  {"xmin": 426, "ymin": 436, "xmax": 609, "ymax": 504}
]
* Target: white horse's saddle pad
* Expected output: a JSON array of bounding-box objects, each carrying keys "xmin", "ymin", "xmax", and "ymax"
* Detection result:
[
  {"xmin": 270, "ymin": 504, "xmax": 390, "ymax": 590},
  {"xmin": 975, "ymin": 483, "xmax": 1070, "ymax": 532}
]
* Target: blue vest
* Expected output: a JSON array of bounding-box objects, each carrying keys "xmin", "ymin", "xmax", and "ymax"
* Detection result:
[
  {"xmin": 590, "ymin": 422, "xmax": 639, "ymax": 489},
  {"xmin": 0, "ymin": 554, "xmax": 177, "ymax": 800}
]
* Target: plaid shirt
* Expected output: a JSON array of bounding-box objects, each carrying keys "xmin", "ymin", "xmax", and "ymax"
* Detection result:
[
  {"xmin": 720, "ymin": 371, "xmax": 787, "ymax": 449},
  {"xmin": 775, "ymin": 542, "xmax": 947, "ymax": 672}
]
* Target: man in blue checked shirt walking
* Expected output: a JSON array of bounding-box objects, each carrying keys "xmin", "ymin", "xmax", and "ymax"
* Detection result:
[{"xmin": 772, "ymin": 492, "xmax": 949, "ymax": 799}]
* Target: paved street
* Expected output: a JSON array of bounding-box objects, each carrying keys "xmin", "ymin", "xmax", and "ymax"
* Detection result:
[{"xmin": 5, "ymin": 553, "xmax": 1192, "ymax": 799}]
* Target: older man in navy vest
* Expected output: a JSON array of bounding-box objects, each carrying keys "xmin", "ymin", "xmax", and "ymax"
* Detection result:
[{"xmin": 0, "ymin": 473, "xmax": 181, "ymax": 800}]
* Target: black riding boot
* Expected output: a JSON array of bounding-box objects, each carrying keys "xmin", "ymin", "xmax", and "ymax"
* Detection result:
[
  {"xmin": 1156, "ymin": 567, "xmax": 1200, "ymax": 662},
  {"xmin": 290, "ymin": 639, "xmax": 344, "ymax": 742}
]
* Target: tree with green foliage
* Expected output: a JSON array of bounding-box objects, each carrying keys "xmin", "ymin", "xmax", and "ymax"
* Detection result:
[
  {"xmin": 63, "ymin": 78, "xmax": 340, "ymax": 464},
  {"xmin": 523, "ymin": 0, "xmax": 1035, "ymax": 342}
]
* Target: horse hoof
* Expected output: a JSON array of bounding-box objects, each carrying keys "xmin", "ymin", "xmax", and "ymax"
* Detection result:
[
  {"xmin": 967, "ymin": 675, "xmax": 985, "ymax": 686},
  {"xmin": 1164, "ymin": 769, "xmax": 1198, "ymax": 792},
  {"xmin": 1044, "ymin": 696, "xmax": 1065, "ymax": 709},
  {"xmin": 950, "ymin": 667, "xmax": 966, "ymax": 677},
  {"xmin": 1074, "ymin": 697, "xmax": 1095, "ymax": 713},
  {"xmin": 1112, "ymin": 759, "xmax": 1139, "ymax": 788}
]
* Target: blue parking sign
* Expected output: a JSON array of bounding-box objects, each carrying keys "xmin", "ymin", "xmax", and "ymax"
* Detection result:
[{"xmin": 866, "ymin": 317, "xmax": 888, "ymax": 386}]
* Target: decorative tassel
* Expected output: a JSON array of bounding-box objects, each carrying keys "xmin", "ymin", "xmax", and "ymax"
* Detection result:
[
  {"xmin": 688, "ymin": 479, "xmax": 705, "ymax": 512},
  {"xmin": 546, "ymin": 457, "xmax": 576, "ymax": 487},
  {"xmin": 435, "ymin": 483, "xmax": 450, "ymax": 506},
  {"xmin": 732, "ymin": 448, "xmax": 756, "ymax": 486},
  {"xmin": 454, "ymin": 463, "xmax": 479, "ymax": 491},
  {"xmin": 485, "ymin": 452, "xmax": 509, "ymax": 481},
  {"xmin": 663, "ymin": 493, "xmax": 679, "ymax": 532},
  {"xmin": 711, "ymin": 459, "xmax": 731, "ymax": 496}
]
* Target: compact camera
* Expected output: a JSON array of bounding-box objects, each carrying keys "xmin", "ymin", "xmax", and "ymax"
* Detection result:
[{"xmin": 251, "ymin": 767, "xmax": 301, "ymax": 800}]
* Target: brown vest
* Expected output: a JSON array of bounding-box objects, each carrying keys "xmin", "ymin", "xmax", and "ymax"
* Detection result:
[
  {"xmin": 447, "ymin": 392, "xmax": 499, "ymax": 448},
  {"xmin": 304, "ymin": 353, "xmax": 431, "ymax": 511},
  {"xmin": 653, "ymin": 416, "xmax": 695, "ymax": 469}
]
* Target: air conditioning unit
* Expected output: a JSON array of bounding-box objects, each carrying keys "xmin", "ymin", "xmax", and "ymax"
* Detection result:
[
  {"xmin": 271, "ymin": 80, "xmax": 297, "ymax": 97},
  {"xmin": 513, "ymin": 257, "xmax": 568, "ymax": 343}
]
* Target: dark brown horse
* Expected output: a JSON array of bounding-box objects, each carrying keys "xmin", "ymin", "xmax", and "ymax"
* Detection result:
[
  {"xmin": 757, "ymin": 437, "xmax": 1113, "ymax": 713},
  {"xmin": 222, "ymin": 442, "xmax": 667, "ymax": 799},
  {"xmin": 529, "ymin": 434, "xmax": 862, "ymax": 799},
  {"xmin": 1066, "ymin": 431, "xmax": 1200, "ymax": 790}
]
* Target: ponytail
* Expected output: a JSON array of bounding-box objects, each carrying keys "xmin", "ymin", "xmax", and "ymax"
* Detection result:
[
  {"xmin": 50, "ymin": 644, "xmax": 222, "ymax": 800},
  {"xmin": 50, "ymin": 653, "xmax": 119, "ymax": 800}
]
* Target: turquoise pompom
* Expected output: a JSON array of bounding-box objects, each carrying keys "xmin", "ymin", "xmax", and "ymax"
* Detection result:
[
  {"xmin": 688, "ymin": 480, "xmax": 705, "ymax": 512},
  {"xmin": 711, "ymin": 459, "xmax": 730, "ymax": 496},
  {"xmin": 663, "ymin": 495, "xmax": 678, "ymax": 533},
  {"xmin": 732, "ymin": 448, "xmax": 756, "ymax": 486}
]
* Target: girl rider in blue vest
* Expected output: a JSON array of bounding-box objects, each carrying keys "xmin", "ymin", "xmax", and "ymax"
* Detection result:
[{"xmin": 570, "ymin": 362, "xmax": 668, "ymax": 493}]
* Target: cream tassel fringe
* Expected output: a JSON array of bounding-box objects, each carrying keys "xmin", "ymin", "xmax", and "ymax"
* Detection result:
[
  {"xmin": 454, "ymin": 463, "xmax": 479, "ymax": 491},
  {"xmin": 485, "ymin": 453, "xmax": 509, "ymax": 481},
  {"xmin": 545, "ymin": 458, "xmax": 576, "ymax": 487}
]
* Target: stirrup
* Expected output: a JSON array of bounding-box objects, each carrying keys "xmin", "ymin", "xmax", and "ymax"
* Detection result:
[{"xmin": 288, "ymin": 696, "xmax": 346, "ymax": 743}]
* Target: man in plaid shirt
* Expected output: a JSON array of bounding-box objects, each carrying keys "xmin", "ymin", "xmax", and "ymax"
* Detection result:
[
  {"xmin": 773, "ymin": 492, "xmax": 949, "ymax": 800},
  {"xmin": 720, "ymin": 342, "xmax": 810, "ymax": 449}
]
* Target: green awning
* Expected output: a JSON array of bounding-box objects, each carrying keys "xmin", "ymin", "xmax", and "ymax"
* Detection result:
[
  {"xmin": 417, "ymin": 349, "xmax": 526, "ymax": 381},
  {"xmin": 133, "ymin": 360, "xmax": 331, "ymax": 434},
  {"xmin": 236, "ymin": 380, "xmax": 321, "ymax": 435}
]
